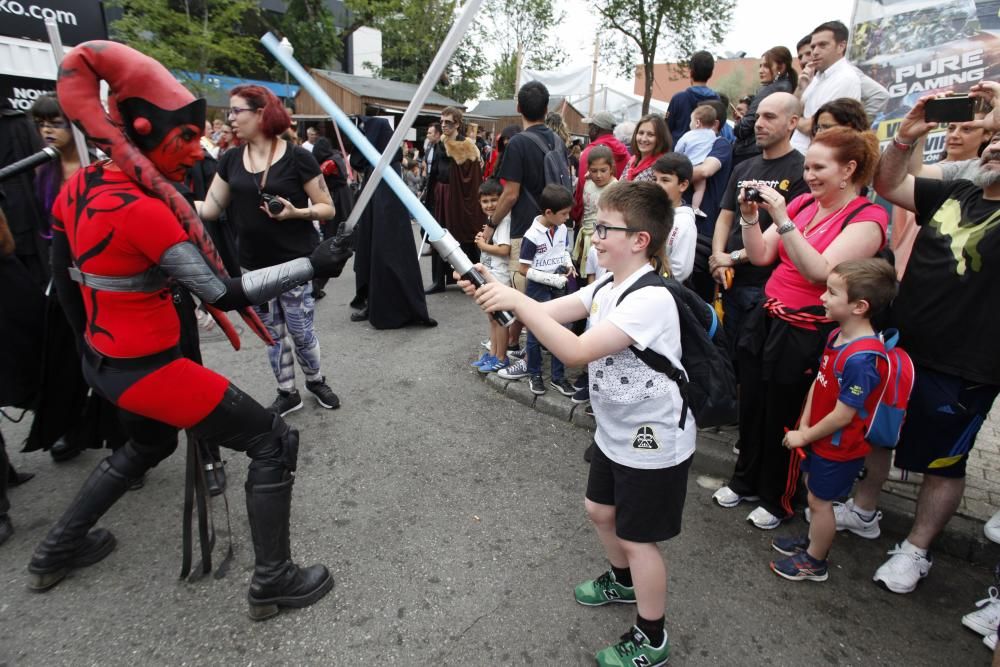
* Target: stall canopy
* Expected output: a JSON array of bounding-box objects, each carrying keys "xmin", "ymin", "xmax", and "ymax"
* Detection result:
[{"xmin": 172, "ymin": 70, "xmax": 300, "ymax": 109}]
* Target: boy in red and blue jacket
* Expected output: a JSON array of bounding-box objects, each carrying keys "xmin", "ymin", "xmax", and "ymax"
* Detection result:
[{"xmin": 771, "ymin": 258, "xmax": 898, "ymax": 581}]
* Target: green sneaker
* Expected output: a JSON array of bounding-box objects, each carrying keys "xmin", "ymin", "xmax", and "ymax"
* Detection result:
[
  {"xmin": 574, "ymin": 570, "xmax": 636, "ymax": 606},
  {"xmin": 595, "ymin": 626, "xmax": 670, "ymax": 667}
]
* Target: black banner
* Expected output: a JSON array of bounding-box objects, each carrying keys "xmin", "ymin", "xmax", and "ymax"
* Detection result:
[
  {"xmin": 1, "ymin": 75, "xmax": 55, "ymax": 112},
  {"xmin": 0, "ymin": 0, "xmax": 107, "ymax": 45}
]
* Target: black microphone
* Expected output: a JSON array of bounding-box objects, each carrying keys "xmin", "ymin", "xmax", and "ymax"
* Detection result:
[{"xmin": 0, "ymin": 146, "xmax": 61, "ymax": 182}]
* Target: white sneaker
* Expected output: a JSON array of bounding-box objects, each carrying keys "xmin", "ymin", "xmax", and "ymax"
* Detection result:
[
  {"xmin": 963, "ymin": 587, "xmax": 1000, "ymax": 636},
  {"xmin": 985, "ymin": 509, "xmax": 1000, "ymax": 545},
  {"xmin": 805, "ymin": 498, "xmax": 882, "ymax": 539},
  {"xmin": 480, "ymin": 338, "xmax": 491, "ymax": 350},
  {"xmin": 497, "ymin": 358, "xmax": 529, "ymax": 380},
  {"xmin": 712, "ymin": 486, "xmax": 759, "ymax": 508},
  {"xmin": 873, "ymin": 542, "xmax": 932, "ymax": 594},
  {"xmin": 747, "ymin": 506, "xmax": 782, "ymax": 530},
  {"xmin": 985, "ymin": 633, "xmax": 998, "ymax": 651}
]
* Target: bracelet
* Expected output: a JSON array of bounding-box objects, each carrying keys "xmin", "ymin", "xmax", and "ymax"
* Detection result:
[
  {"xmin": 739, "ymin": 214, "xmax": 759, "ymax": 228},
  {"xmin": 892, "ymin": 135, "xmax": 915, "ymax": 152}
]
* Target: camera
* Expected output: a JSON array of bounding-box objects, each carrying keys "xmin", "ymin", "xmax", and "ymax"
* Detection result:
[
  {"xmin": 742, "ymin": 186, "xmax": 764, "ymax": 203},
  {"xmin": 261, "ymin": 193, "xmax": 285, "ymax": 215}
]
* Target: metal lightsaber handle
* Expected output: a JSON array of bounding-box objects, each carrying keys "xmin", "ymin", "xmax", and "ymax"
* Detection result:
[
  {"xmin": 261, "ymin": 32, "xmax": 514, "ymax": 328},
  {"xmin": 0, "ymin": 146, "xmax": 60, "ymax": 181}
]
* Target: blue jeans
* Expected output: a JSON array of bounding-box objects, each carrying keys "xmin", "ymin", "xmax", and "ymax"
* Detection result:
[{"xmin": 525, "ymin": 279, "xmax": 566, "ymax": 380}]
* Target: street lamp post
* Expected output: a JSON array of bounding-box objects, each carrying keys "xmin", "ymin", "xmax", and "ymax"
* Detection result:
[{"xmin": 278, "ymin": 37, "xmax": 294, "ymax": 106}]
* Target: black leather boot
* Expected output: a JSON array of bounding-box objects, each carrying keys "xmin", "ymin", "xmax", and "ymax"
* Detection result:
[
  {"xmin": 245, "ymin": 476, "xmax": 333, "ymax": 620},
  {"xmin": 27, "ymin": 459, "xmax": 126, "ymax": 591}
]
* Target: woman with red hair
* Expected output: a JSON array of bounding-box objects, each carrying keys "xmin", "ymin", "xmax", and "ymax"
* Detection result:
[
  {"xmin": 713, "ymin": 127, "xmax": 888, "ymax": 531},
  {"xmin": 201, "ymin": 85, "xmax": 337, "ymax": 417}
]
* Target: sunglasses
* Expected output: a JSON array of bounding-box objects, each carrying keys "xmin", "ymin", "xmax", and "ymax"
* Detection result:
[
  {"xmin": 594, "ymin": 223, "xmax": 641, "ymax": 239},
  {"xmin": 440, "ymin": 119, "xmax": 456, "ymax": 127}
]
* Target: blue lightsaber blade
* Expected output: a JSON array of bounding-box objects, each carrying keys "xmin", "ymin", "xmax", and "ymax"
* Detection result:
[{"xmin": 261, "ymin": 32, "xmax": 514, "ymax": 328}]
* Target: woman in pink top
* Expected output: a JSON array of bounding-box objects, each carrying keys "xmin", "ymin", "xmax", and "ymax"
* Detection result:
[{"xmin": 713, "ymin": 127, "xmax": 888, "ymax": 529}]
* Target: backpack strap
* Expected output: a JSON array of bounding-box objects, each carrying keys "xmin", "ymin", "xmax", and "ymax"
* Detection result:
[
  {"xmin": 609, "ymin": 272, "xmax": 699, "ymax": 429},
  {"xmin": 839, "ymin": 200, "xmax": 877, "ymax": 232},
  {"xmin": 521, "ymin": 128, "xmax": 556, "ymax": 156}
]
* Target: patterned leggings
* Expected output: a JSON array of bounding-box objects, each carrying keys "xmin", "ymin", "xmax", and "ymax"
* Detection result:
[{"xmin": 253, "ymin": 283, "xmax": 323, "ymax": 390}]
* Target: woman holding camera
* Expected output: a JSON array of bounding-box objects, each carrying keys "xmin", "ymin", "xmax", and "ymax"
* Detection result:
[
  {"xmin": 200, "ymin": 85, "xmax": 337, "ymax": 417},
  {"xmin": 713, "ymin": 127, "xmax": 888, "ymax": 530}
]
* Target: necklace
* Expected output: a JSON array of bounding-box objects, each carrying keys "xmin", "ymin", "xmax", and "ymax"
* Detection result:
[{"xmin": 803, "ymin": 196, "xmax": 855, "ymax": 240}]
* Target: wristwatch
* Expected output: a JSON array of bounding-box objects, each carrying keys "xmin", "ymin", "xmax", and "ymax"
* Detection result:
[
  {"xmin": 777, "ymin": 221, "xmax": 797, "ymax": 235},
  {"xmin": 729, "ymin": 250, "xmax": 742, "ymax": 264}
]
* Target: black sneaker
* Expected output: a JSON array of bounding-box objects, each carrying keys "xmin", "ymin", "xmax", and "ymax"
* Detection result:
[
  {"xmin": 269, "ymin": 388, "xmax": 304, "ymax": 416},
  {"xmin": 572, "ymin": 372, "xmax": 589, "ymax": 391},
  {"xmin": 306, "ymin": 377, "xmax": 340, "ymax": 409},
  {"xmin": 550, "ymin": 377, "xmax": 575, "ymax": 397},
  {"xmin": 528, "ymin": 375, "xmax": 546, "ymax": 395},
  {"xmin": 584, "ymin": 404, "xmax": 594, "ymax": 417},
  {"xmin": 572, "ymin": 384, "xmax": 590, "ymax": 404}
]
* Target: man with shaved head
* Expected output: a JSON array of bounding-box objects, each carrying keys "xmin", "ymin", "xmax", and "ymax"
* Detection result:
[{"xmin": 708, "ymin": 91, "xmax": 810, "ymax": 480}]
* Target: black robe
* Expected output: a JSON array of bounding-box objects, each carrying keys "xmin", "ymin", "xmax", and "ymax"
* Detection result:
[{"xmin": 351, "ymin": 117, "xmax": 433, "ymax": 329}]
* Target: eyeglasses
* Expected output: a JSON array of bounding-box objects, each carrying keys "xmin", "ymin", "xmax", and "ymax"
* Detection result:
[
  {"xmin": 35, "ymin": 119, "xmax": 69, "ymax": 130},
  {"xmin": 594, "ymin": 223, "xmax": 641, "ymax": 239},
  {"xmin": 228, "ymin": 106, "xmax": 256, "ymax": 116}
]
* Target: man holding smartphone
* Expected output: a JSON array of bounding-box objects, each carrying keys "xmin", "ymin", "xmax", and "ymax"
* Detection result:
[{"xmin": 851, "ymin": 84, "xmax": 1000, "ymax": 596}]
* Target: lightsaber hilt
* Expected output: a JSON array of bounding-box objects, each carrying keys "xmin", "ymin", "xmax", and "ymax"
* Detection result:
[
  {"xmin": 0, "ymin": 146, "xmax": 60, "ymax": 182},
  {"xmin": 430, "ymin": 231, "xmax": 516, "ymax": 328}
]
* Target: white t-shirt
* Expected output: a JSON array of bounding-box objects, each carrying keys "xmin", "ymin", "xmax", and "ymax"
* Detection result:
[
  {"xmin": 675, "ymin": 128, "xmax": 716, "ymax": 165},
  {"xmin": 482, "ymin": 214, "xmax": 511, "ymax": 283},
  {"xmin": 576, "ymin": 265, "xmax": 697, "ymax": 469},
  {"xmin": 519, "ymin": 216, "xmax": 570, "ymax": 273},
  {"xmin": 666, "ymin": 205, "xmax": 697, "ymax": 282},
  {"xmin": 585, "ymin": 245, "xmax": 608, "ymax": 282},
  {"xmin": 793, "ymin": 57, "xmax": 862, "ymax": 154}
]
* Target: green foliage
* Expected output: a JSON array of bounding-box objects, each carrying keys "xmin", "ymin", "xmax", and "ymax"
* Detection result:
[
  {"xmin": 268, "ymin": 0, "xmax": 340, "ymax": 74},
  {"xmin": 478, "ymin": 0, "xmax": 566, "ymax": 99},
  {"xmin": 108, "ymin": 0, "xmax": 264, "ymax": 93},
  {"xmin": 343, "ymin": 0, "xmax": 485, "ymax": 103},
  {"xmin": 713, "ymin": 68, "xmax": 754, "ymax": 110},
  {"xmin": 595, "ymin": 0, "xmax": 735, "ymax": 114}
]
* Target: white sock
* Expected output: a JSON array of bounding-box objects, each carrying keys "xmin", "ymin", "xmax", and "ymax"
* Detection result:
[{"xmin": 902, "ymin": 539, "xmax": 928, "ymax": 557}]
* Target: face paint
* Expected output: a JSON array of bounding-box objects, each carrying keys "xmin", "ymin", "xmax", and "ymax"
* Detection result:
[{"xmin": 146, "ymin": 123, "xmax": 204, "ymax": 181}]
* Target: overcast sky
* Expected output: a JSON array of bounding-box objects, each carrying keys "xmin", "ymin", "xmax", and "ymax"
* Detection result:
[{"xmin": 552, "ymin": 0, "xmax": 855, "ymax": 92}]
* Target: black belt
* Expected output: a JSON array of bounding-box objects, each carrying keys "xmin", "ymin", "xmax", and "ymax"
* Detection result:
[{"xmin": 82, "ymin": 344, "xmax": 181, "ymax": 372}]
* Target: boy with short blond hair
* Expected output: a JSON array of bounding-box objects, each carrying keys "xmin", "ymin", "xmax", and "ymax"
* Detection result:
[{"xmin": 771, "ymin": 258, "xmax": 897, "ymax": 582}]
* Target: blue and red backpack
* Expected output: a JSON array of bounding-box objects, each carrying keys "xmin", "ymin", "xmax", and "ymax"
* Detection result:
[{"xmin": 830, "ymin": 328, "xmax": 915, "ymax": 449}]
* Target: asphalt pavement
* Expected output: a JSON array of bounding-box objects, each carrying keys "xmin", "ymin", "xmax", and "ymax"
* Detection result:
[{"xmin": 0, "ymin": 226, "xmax": 997, "ymax": 666}]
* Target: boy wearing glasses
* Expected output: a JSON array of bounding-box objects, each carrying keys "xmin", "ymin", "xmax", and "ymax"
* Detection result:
[{"xmin": 462, "ymin": 181, "xmax": 693, "ymax": 666}]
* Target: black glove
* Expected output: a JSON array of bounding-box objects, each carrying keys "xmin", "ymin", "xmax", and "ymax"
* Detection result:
[{"xmin": 310, "ymin": 223, "xmax": 353, "ymax": 279}]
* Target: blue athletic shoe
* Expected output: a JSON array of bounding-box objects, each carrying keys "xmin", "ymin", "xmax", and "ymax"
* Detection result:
[
  {"xmin": 471, "ymin": 352, "xmax": 490, "ymax": 368},
  {"xmin": 475, "ymin": 354, "xmax": 497, "ymax": 370},
  {"xmin": 771, "ymin": 535, "xmax": 810, "ymax": 556},
  {"xmin": 770, "ymin": 551, "xmax": 828, "ymax": 582},
  {"xmin": 482, "ymin": 357, "xmax": 510, "ymax": 373}
]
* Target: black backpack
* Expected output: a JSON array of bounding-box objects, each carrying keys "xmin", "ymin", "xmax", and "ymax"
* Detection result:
[
  {"xmin": 521, "ymin": 129, "xmax": 573, "ymax": 191},
  {"xmin": 593, "ymin": 271, "xmax": 737, "ymax": 429}
]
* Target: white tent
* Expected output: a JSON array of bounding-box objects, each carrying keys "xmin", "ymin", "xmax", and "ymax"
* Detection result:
[{"xmin": 569, "ymin": 86, "xmax": 668, "ymax": 123}]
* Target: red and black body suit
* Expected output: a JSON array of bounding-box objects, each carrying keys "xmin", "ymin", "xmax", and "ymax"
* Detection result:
[{"xmin": 30, "ymin": 40, "xmax": 349, "ymax": 620}]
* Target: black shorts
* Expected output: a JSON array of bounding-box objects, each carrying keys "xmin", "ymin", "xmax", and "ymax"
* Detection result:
[
  {"xmin": 894, "ymin": 365, "xmax": 1000, "ymax": 478},
  {"xmin": 585, "ymin": 445, "xmax": 692, "ymax": 543}
]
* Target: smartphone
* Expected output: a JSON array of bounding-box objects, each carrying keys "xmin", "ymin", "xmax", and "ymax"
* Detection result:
[{"xmin": 924, "ymin": 95, "xmax": 975, "ymax": 123}]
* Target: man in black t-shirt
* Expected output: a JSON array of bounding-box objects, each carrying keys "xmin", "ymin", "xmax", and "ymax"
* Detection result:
[
  {"xmin": 853, "ymin": 85, "xmax": 1000, "ymax": 595},
  {"xmin": 491, "ymin": 82, "xmax": 559, "ymax": 291},
  {"xmin": 709, "ymin": 93, "xmax": 807, "ymax": 351}
]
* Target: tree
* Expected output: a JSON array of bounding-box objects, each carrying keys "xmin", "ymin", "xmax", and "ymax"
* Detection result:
[
  {"xmin": 478, "ymin": 0, "xmax": 566, "ymax": 99},
  {"xmin": 267, "ymin": 0, "xmax": 340, "ymax": 76},
  {"xmin": 108, "ymin": 0, "xmax": 265, "ymax": 95},
  {"xmin": 595, "ymin": 0, "xmax": 735, "ymax": 114},
  {"xmin": 343, "ymin": 0, "xmax": 485, "ymax": 103}
]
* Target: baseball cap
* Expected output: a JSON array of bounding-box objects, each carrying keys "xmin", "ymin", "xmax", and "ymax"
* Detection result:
[{"xmin": 582, "ymin": 111, "xmax": 616, "ymax": 130}]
